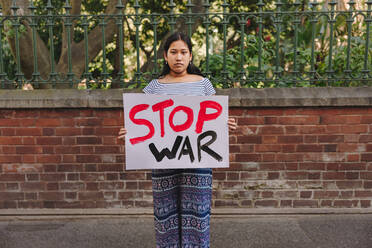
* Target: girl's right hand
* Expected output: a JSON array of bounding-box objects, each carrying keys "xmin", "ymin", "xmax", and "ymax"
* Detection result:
[{"xmin": 118, "ymin": 127, "xmax": 127, "ymax": 140}]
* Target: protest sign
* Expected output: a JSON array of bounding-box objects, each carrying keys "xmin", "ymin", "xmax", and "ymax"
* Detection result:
[{"xmin": 123, "ymin": 93, "xmax": 229, "ymax": 170}]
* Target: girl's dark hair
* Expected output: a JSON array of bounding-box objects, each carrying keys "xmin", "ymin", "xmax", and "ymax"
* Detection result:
[{"xmin": 159, "ymin": 32, "xmax": 204, "ymax": 78}]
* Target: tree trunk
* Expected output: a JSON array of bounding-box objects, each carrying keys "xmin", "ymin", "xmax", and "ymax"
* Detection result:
[{"xmin": 1, "ymin": 0, "xmax": 127, "ymax": 86}]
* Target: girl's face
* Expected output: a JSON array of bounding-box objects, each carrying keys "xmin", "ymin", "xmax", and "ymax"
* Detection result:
[{"xmin": 164, "ymin": 40, "xmax": 192, "ymax": 75}]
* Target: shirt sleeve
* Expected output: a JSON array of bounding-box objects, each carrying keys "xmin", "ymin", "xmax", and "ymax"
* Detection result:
[
  {"xmin": 143, "ymin": 79, "xmax": 156, "ymax": 94},
  {"xmin": 203, "ymin": 78, "xmax": 216, "ymax": 96}
]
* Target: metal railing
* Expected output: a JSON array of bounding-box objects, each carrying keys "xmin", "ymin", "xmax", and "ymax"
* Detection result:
[{"xmin": 0, "ymin": 0, "xmax": 371, "ymax": 89}]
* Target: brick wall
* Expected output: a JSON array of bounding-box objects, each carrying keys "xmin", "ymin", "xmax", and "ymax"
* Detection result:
[{"xmin": 0, "ymin": 88, "xmax": 371, "ymax": 210}]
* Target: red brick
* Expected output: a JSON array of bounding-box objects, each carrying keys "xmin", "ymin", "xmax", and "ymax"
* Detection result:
[
  {"xmin": 259, "ymin": 163, "xmax": 285, "ymax": 171},
  {"xmin": 55, "ymin": 128, "xmax": 81, "ymax": 136},
  {"xmin": 0, "ymin": 174, "xmax": 25, "ymax": 181},
  {"xmin": 342, "ymin": 125, "xmax": 368, "ymax": 134},
  {"xmin": 214, "ymin": 200, "xmax": 239, "ymax": 207},
  {"xmin": 36, "ymin": 137, "xmax": 62, "ymax": 145},
  {"xmin": 361, "ymin": 115, "xmax": 372, "ymax": 124},
  {"xmin": 313, "ymin": 191, "xmax": 339, "ymax": 199},
  {"xmin": 364, "ymin": 181, "xmax": 372, "ymax": 189},
  {"xmin": 320, "ymin": 115, "xmax": 347, "ymax": 124},
  {"xmin": 76, "ymin": 155, "xmax": 102, "ymax": 163},
  {"xmin": 278, "ymin": 136, "xmax": 303, "ymax": 144},
  {"xmin": 299, "ymin": 163, "xmax": 325, "ymax": 170},
  {"xmin": 278, "ymin": 116, "xmax": 319, "ymax": 125},
  {"xmin": 94, "ymin": 146, "xmax": 120, "ymax": 154},
  {"xmin": 237, "ymin": 136, "xmax": 262, "ymax": 144},
  {"xmin": 255, "ymin": 145, "xmax": 281, "ymax": 152},
  {"xmin": 16, "ymin": 128, "xmax": 42, "ymax": 136},
  {"xmin": 35, "ymin": 119, "xmax": 61, "ymax": 127},
  {"xmin": 78, "ymin": 192, "xmax": 104, "ymax": 200},
  {"xmin": 235, "ymin": 154, "xmax": 261, "ymax": 162},
  {"xmin": 361, "ymin": 200, "xmax": 371, "ymax": 208},
  {"xmin": 16, "ymin": 146, "xmax": 43, "ymax": 154},
  {"xmin": 318, "ymin": 135, "xmax": 344, "ymax": 143},
  {"xmin": 355, "ymin": 191, "xmax": 372, "ymax": 197},
  {"xmin": 361, "ymin": 172, "xmax": 372, "ymax": 180},
  {"xmin": 300, "ymin": 191, "xmax": 312, "ymax": 198},
  {"xmin": 361, "ymin": 153, "xmax": 372, "ymax": 162},
  {"xmin": 336, "ymin": 180, "xmax": 363, "ymax": 189},
  {"xmin": 297, "ymin": 144, "xmax": 323, "ymax": 152},
  {"xmin": 0, "ymin": 137, "xmax": 22, "ymax": 145},
  {"xmin": 77, "ymin": 137, "xmax": 102, "ymax": 145},
  {"xmin": 0, "ymin": 192, "xmax": 24, "ymax": 200},
  {"xmin": 40, "ymin": 173, "xmax": 66, "ymax": 181},
  {"xmin": 285, "ymin": 172, "xmax": 308, "ymax": 180},
  {"xmin": 254, "ymin": 200, "xmax": 278, "ymax": 207},
  {"xmin": 237, "ymin": 117, "xmax": 264, "ymax": 125},
  {"xmin": 262, "ymin": 136, "xmax": 277, "ymax": 144},
  {"xmin": 359, "ymin": 135, "xmax": 372, "ymax": 142},
  {"xmin": 36, "ymin": 155, "xmax": 61, "ymax": 163},
  {"xmin": 333, "ymin": 200, "xmax": 358, "ymax": 208},
  {"xmin": 258, "ymin": 126, "xmax": 284, "ymax": 135},
  {"xmin": 76, "ymin": 118, "xmax": 102, "ymax": 126},
  {"xmin": 293, "ymin": 200, "xmax": 318, "ymax": 208},
  {"xmin": 323, "ymin": 172, "xmax": 346, "ymax": 180}
]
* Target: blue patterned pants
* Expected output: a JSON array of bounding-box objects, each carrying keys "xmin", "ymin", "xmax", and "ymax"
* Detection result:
[{"xmin": 152, "ymin": 168, "xmax": 212, "ymax": 248}]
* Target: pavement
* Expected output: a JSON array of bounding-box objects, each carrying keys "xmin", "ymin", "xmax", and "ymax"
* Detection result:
[{"xmin": 0, "ymin": 213, "xmax": 372, "ymax": 248}]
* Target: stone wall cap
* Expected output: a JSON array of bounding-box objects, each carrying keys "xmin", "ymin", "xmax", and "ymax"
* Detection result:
[{"xmin": 0, "ymin": 87, "xmax": 371, "ymax": 108}]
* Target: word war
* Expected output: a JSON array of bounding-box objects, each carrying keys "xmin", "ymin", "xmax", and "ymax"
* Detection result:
[{"xmin": 149, "ymin": 130, "xmax": 222, "ymax": 163}]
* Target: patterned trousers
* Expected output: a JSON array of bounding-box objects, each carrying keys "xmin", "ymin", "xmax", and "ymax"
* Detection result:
[{"xmin": 152, "ymin": 168, "xmax": 212, "ymax": 248}]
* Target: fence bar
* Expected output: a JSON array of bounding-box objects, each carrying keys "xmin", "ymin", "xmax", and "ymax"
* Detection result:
[
  {"xmin": 274, "ymin": 0, "xmax": 283, "ymax": 83},
  {"xmin": 345, "ymin": 0, "xmax": 355, "ymax": 80},
  {"xmin": 327, "ymin": 0, "xmax": 337, "ymax": 86},
  {"xmin": 152, "ymin": 14, "xmax": 159, "ymax": 78},
  {"xmin": 100, "ymin": 16, "xmax": 108, "ymax": 83},
  {"xmin": 310, "ymin": 0, "xmax": 318, "ymax": 83},
  {"xmin": 221, "ymin": 0, "xmax": 229, "ymax": 87},
  {"xmin": 64, "ymin": 0, "xmax": 74, "ymax": 86},
  {"xmin": 239, "ymin": 13, "xmax": 245, "ymax": 83},
  {"xmin": 169, "ymin": 0, "xmax": 176, "ymax": 33},
  {"xmin": 203, "ymin": 0, "xmax": 211, "ymax": 77},
  {"xmin": 257, "ymin": 0, "xmax": 264, "ymax": 81},
  {"xmin": 186, "ymin": 0, "xmax": 194, "ymax": 37},
  {"xmin": 363, "ymin": 0, "xmax": 372, "ymax": 79},
  {"xmin": 116, "ymin": 0, "xmax": 125, "ymax": 87},
  {"xmin": 47, "ymin": 0, "xmax": 57, "ymax": 86},
  {"xmin": 293, "ymin": 0, "xmax": 301, "ymax": 85},
  {"xmin": 0, "ymin": 6, "xmax": 6, "ymax": 87},
  {"xmin": 29, "ymin": 0, "xmax": 40, "ymax": 87},
  {"xmin": 134, "ymin": 0, "xmax": 141, "ymax": 85},
  {"xmin": 11, "ymin": 1, "xmax": 24, "ymax": 85}
]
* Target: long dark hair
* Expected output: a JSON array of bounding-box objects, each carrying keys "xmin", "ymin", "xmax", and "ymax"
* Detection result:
[{"xmin": 159, "ymin": 32, "xmax": 204, "ymax": 78}]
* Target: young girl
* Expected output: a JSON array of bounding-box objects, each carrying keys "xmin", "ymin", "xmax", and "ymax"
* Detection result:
[{"xmin": 118, "ymin": 32, "xmax": 237, "ymax": 248}]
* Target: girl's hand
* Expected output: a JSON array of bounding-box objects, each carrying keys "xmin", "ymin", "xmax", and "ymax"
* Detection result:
[
  {"xmin": 118, "ymin": 127, "xmax": 127, "ymax": 140},
  {"xmin": 228, "ymin": 118, "xmax": 237, "ymax": 131}
]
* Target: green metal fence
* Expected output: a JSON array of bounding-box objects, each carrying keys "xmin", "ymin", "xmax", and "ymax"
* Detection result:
[{"xmin": 0, "ymin": 0, "xmax": 371, "ymax": 89}]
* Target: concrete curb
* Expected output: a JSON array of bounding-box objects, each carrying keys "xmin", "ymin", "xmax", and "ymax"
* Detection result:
[{"xmin": 1, "ymin": 208, "xmax": 372, "ymax": 217}]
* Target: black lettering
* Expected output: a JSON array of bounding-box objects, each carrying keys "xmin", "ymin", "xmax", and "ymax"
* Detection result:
[
  {"xmin": 178, "ymin": 136, "xmax": 195, "ymax": 162},
  {"xmin": 149, "ymin": 136, "xmax": 183, "ymax": 162},
  {"xmin": 197, "ymin": 130, "xmax": 222, "ymax": 162}
]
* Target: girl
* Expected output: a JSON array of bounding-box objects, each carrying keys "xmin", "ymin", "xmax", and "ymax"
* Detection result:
[{"xmin": 118, "ymin": 32, "xmax": 237, "ymax": 248}]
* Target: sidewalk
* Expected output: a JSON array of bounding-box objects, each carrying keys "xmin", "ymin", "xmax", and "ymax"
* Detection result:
[{"xmin": 0, "ymin": 213, "xmax": 372, "ymax": 248}]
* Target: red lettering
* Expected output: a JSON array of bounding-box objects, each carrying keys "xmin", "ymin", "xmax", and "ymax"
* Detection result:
[
  {"xmin": 129, "ymin": 104, "xmax": 155, "ymax": 145},
  {"xmin": 152, "ymin": 99, "xmax": 174, "ymax": 137},
  {"xmin": 169, "ymin": 106, "xmax": 194, "ymax": 132},
  {"xmin": 195, "ymin": 100, "xmax": 222, "ymax": 134}
]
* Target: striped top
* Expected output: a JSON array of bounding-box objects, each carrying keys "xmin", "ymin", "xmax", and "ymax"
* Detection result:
[{"xmin": 143, "ymin": 77, "xmax": 216, "ymax": 96}]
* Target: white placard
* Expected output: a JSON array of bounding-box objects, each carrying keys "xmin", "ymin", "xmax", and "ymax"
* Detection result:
[{"xmin": 123, "ymin": 93, "xmax": 229, "ymax": 170}]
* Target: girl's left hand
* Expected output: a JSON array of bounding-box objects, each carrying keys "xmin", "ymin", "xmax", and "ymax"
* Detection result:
[{"xmin": 228, "ymin": 117, "xmax": 237, "ymax": 131}]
